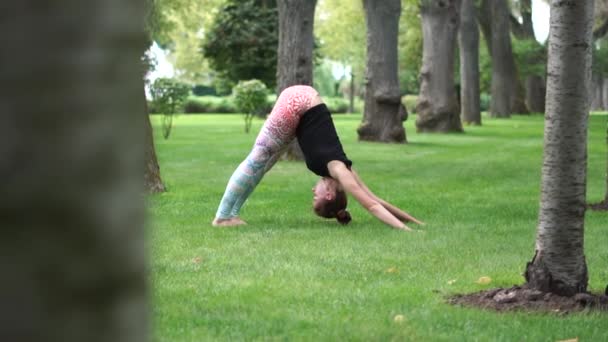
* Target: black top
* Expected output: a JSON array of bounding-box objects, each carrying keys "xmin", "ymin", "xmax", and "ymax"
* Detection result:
[{"xmin": 296, "ymin": 104, "xmax": 353, "ymax": 177}]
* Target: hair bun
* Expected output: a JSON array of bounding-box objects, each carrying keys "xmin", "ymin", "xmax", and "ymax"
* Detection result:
[{"xmin": 336, "ymin": 209, "xmax": 352, "ymax": 225}]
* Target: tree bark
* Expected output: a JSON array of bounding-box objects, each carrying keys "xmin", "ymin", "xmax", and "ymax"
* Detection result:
[
  {"xmin": 512, "ymin": 0, "xmax": 547, "ymax": 114},
  {"xmin": 144, "ymin": 87, "xmax": 166, "ymax": 193},
  {"xmin": 490, "ymin": 0, "xmax": 524, "ymax": 117},
  {"xmin": 591, "ymin": 72, "xmax": 605, "ymax": 110},
  {"xmin": 459, "ymin": 0, "xmax": 481, "ymax": 125},
  {"xmin": 602, "ymin": 77, "xmax": 608, "ymax": 109},
  {"xmin": 415, "ymin": 0, "xmax": 463, "ymax": 133},
  {"xmin": 524, "ymin": 0, "xmax": 594, "ymax": 296},
  {"xmin": 357, "ymin": 0, "xmax": 406, "ymax": 142},
  {"xmin": 277, "ymin": 0, "xmax": 317, "ymax": 160},
  {"xmin": 525, "ymin": 75, "xmax": 546, "ymax": 113},
  {"xmin": 0, "ymin": 1, "xmax": 148, "ymax": 341}
]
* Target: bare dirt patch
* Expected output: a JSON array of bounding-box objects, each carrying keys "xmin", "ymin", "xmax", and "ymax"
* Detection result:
[{"xmin": 449, "ymin": 285, "xmax": 608, "ymax": 314}]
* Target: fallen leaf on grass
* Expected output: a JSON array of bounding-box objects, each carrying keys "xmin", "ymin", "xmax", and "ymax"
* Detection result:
[
  {"xmin": 385, "ymin": 267, "xmax": 398, "ymax": 274},
  {"xmin": 192, "ymin": 257, "xmax": 202, "ymax": 264},
  {"xmin": 475, "ymin": 276, "xmax": 492, "ymax": 285}
]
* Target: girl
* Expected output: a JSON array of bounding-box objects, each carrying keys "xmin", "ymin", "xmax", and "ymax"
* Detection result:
[{"xmin": 212, "ymin": 85, "xmax": 422, "ymax": 231}]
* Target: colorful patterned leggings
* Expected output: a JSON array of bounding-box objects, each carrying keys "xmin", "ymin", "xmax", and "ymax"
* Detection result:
[{"xmin": 215, "ymin": 85, "xmax": 320, "ymax": 219}]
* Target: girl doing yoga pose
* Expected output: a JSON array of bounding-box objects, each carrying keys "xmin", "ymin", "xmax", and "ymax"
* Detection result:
[{"xmin": 212, "ymin": 85, "xmax": 422, "ymax": 231}]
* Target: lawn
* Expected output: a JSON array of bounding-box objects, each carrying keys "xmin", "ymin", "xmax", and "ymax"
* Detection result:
[{"xmin": 149, "ymin": 112, "xmax": 607, "ymax": 341}]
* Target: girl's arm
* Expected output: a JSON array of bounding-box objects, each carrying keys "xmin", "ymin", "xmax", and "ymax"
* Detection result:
[
  {"xmin": 327, "ymin": 161, "xmax": 413, "ymax": 231},
  {"xmin": 350, "ymin": 169, "xmax": 424, "ymax": 225}
]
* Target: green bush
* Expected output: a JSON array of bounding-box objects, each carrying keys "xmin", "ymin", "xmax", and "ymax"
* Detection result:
[
  {"xmin": 402, "ymin": 95, "xmax": 418, "ymax": 114},
  {"xmin": 233, "ymin": 79, "xmax": 269, "ymax": 133},
  {"xmin": 324, "ymin": 97, "xmax": 350, "ymax": 114},
  {"xmin": 149, "ymin": 78, "xmax": 190, "ymax": 139},
  {"xmin": 480, "ymin": 93, "xmax": 491, "ymax": 112},
  {"xmin": 184, "ymin": 96, "xmax": 237, "ymax": 114}
]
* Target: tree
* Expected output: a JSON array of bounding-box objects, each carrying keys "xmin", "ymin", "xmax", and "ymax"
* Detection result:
[
  {"xmin": 358, "ymin": 0, "xmax": 406, "ymax": 142},
  {"xmin": 489, "ymin": 0, "xmax": 525, "ymax": 117},
  {"xmin": 144, "ymin": 0, "xmax": 168, "ymax": 194},
  {"xmin": 510, "ymin": 0, "xmax": 547, "ymax": 114},
  {"xmin": 477, "ymin": 0, "xmax": 528, "ymax": 117},
  {"xmin": 1, "ymin": 1, "xmax": 148, "ymax": 341},
  {"xmin": 203, "ymin": 0, "xmax": 278, "ymax": 89},
  {"xmin": 276, "ymin": 0, "xmax": 318, "ymax": 160},
  {"xmin": 524, "ymin": 0, "xmax": 594, "ymax": 296},
  {"xmin": 459, "ymin": 0, "xmax": 481, "ymax": 125},
  {"xmin": 415, "ymin": 0, "xmax": 463, "ymax": 133}
]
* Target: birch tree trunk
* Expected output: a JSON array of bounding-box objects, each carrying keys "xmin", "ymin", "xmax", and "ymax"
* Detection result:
[
  {"xmin": 277, "ymin": 0, "xmax": 317, "ymax": 160},
  {"xmin": 358, "ymin": 0, "xmax": 406, "ymax": 142},
  {"xmin": 525, "ymin": 0, "xmax": 594, "ymax": 296},
  {"xmin": 459, "ymin": 0, "xmax": 481, "ymax": 125},
  {"xmin": 0, "ymin": 2, "xmax": 148, "ymax": 341},
  {"xmin": 415, "ymin": 0, "xmax": 463, "ymax": 133}
]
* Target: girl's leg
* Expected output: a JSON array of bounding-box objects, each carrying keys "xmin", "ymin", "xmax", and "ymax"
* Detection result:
[{"xmin": 214, "ymin": 85, "xmax": 321, "ymax": 223}]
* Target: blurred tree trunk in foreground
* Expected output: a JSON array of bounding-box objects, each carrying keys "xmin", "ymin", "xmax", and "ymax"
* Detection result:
[
  {"xmin": 525, "ymin": 0, "xmax": 594, "ymax": 296},
  {"xmin": 358, "ymin": 0, "xmax": 406, "ymax": 142},
  {"xmin": 416, "ymin": 0, "xmax": 463, "ymax": 133},
  {"xmin": 277, "ymin": 0, "xmax": 317, "ymax": 160},
  {"xmin": 459, "ymin": 0, "xmax": 481, "ymax": 125},
  {"xmin": 0, "ymin": 1, "xmax": 149, "ymax": 341}
]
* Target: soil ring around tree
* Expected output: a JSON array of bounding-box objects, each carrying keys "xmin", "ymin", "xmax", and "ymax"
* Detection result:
[{"xmin": 448, "ymin": 285, "xmax": 608, "ymax": 315}]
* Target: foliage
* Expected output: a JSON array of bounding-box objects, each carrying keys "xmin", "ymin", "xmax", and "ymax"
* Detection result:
[
  {"xmin": 232, "ymin": 80, "xmax": 269, "ymax": 133},
  {"xmin": 399, "ymin": 0, "xmax": 423, "ymax": 94},
  {"xmin": 183, "ymin": 96, "xmax": 238, "ymax": 114},
  {"xmin": 149, "ymin": 113, "xmax": 607, "ymax": 341},
  {"xmin": 315, "ymin": 0, "xmax": 366, "ymax": 94},
  {"xmin": 512, "ymin": 38, "xmax": 547, "ymax": 78},
  {"xmin": 149, "ymin": 77, "xmax": 190, "ymax": 139},
  {"xmin": 402, "ymin": 94, "xmax": 419, "ymax": 114},
  {"xmin": 202, "ymin": 0, "xmax": 278, "ymax": 89}
]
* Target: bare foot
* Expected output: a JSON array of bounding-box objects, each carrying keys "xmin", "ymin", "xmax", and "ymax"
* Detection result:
[{"xmin": 212, "ymin": 217, "xmax": 247, "ymax": 227}]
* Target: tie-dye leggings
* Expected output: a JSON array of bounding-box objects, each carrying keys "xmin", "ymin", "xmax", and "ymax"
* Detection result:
[{"xmin": 215, "ymin": 85, "xmax": 320, "ymax": 219}]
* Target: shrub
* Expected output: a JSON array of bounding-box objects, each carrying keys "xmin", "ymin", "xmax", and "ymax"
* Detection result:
[
  {"xmin": 149, "ymin": 78, "xmax": 190, "ymax": 139},
  {"xmin": 184, "ymin": 96, "xmax": 238, "ymax": 114},
  {"xmin": 324, "ymin": 97, "xmax": 350, "ymax": 114},
  {"xmin": 402, "ymin": 95, "xmax": 418, "ymax": 114},
  {"xmin": 232, "ymin": 80, "xmax": 269, "ymax": 133},
  {"xmin": 191, "ymin": 85, "xmax": 217, "ymax": 96}
]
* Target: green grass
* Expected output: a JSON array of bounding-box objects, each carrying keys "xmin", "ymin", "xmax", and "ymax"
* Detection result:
[{"xmin": 149, "ymin": 112, "xmax": 607, "ymax": 341}]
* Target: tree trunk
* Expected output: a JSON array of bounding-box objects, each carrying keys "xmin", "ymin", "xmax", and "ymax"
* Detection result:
[
  {"xmin": 602, "ymin": 77, "xmax": 608, "ymax": 110},
  {"xmin": 490, "ymin": 0, "xmax": 522, "ymax": 117},
  {"xmin": 357, "ymin": 0, "xmax": 406, "ymax": 142},
  {"xmin": 277, "ymin": 0, "xmax": 317, "ymax": 160},
  {"xmin": 515, "ymin": 0, "xmax": 547, "ymax": 115},
  {"xmin": 591, "ymin": 72, "xmax": 604, "ymax": 110},
  {"xmin": 525, "ymin": 75, "xmax": 546, "ymax": 113},
  {"xmin": 144, "ymin": 87, "xmax": 166, "ymax": 193},
  {"xmin": 477, "ymin": 0, "xmax": 492, "ymax": 55},
  {"xmin": 524, "ymin": 0, "xmax": 594, "ymax": 296},
  {"xmin": 459, "ymin": 0, "xmax": 481, "ymax": 125},
  {"xmin": 415, "ymin": 0, "xmax": 463, "ymax": 133},
  {"xmin": 349, "ymin": 71, "xmax": 355, "ymax": 113},
  {"xmin": 0, "ymin": 1, "xmax": 148, "ymax": 341}
]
